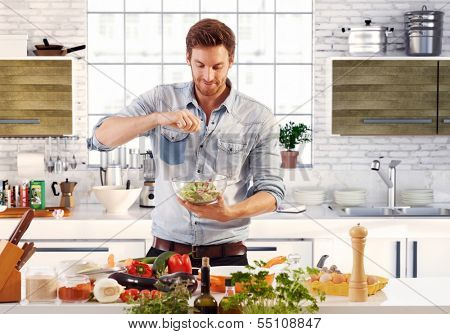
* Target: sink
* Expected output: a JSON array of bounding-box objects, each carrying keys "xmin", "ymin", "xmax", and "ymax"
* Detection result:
[
  {"xmin": 395, "ymin": 207, "xmax": 449, "ymax": 216},
  {"xmin": 338, "ymin": 206, "xmax": 450, "ymax": 217},
  {"xmin": 342, "ymin": 207, "xmax": 396, "ymax": 216}
]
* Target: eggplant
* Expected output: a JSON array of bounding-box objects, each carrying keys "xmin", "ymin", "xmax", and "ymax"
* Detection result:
[
  {"xmin": 157, "ymin": 272, "xmax": 198, "ymax": 294},
  {"xmin": 108, "ymin": 272, "xmax": 157, "ymax": 291}
]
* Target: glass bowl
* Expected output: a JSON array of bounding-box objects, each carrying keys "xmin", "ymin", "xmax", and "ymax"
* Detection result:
[{"xmin": 171, "ymin": 174, "xmax": 227, "ymax": 205}]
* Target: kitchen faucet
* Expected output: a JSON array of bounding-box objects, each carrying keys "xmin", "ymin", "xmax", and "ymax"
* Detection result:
[{"xmin": 371, "ymin": 159, "xmax": 402, "ymax": 208}]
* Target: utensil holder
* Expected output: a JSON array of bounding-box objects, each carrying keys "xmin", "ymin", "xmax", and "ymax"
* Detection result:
[{"xmin": 0, "ymin": 240, "xmax": 24, "ymax": 302}]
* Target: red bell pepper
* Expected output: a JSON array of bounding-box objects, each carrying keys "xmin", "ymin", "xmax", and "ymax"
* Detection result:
[
  {"xmin": 127, "ymin": 260, "xmax": 152, "ymax": 278},
  {"xmin": 167, "ymin": 253, "xmax": 192, "ymax": 274}
]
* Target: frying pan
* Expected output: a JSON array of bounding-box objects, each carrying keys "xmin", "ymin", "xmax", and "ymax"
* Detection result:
[
  {"xmin": 33, "ymin": 45, "xmax": 86, "ymax": 56},
  {"xmin": 34, "ymin": 38, "xmax": 64, "ymax": 50}
]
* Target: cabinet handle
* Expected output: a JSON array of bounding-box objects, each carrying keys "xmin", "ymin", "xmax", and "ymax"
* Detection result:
[
  {"xmin": 247, "ymin": 247, "xmax": 277, "ymax": 252},
  {"xmin": 395, "ymin": 241, "xmax": 401, "ymax": 278},
  {"xmin": 412, "ymin": 241, "xmax": 418, "ymax": 278},
  {"xmin": 363, "ymin": 118, "xmax": 433, "ymax": 124},
  {"xmin": 0, "ymin": 119, "xmax": 40, "ymax": 124},
  {"xmin": 36, "ymin": 247, "xmax": 109, "ymax": 252},
  {"xmin": 442, "ymin": 119, "xmax": 450, "ymax": 124}
]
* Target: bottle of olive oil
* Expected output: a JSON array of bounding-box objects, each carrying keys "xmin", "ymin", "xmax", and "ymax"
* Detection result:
[
  {"xmin": 194, "ymin": 257, "xmax": 218, "ymax": 314},
  {"xmin": 219, "ymin": 278, "xmax": 242, "ymax": 314}
]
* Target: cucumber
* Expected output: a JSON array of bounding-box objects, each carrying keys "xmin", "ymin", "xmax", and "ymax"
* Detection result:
[{"xmin": 152, "ymin": 251, "xmax": 176, "ymax": 277}]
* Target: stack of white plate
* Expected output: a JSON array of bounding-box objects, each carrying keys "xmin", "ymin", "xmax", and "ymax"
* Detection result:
[
  {"xmin": 400, "ymin": 189, "xmax": 433, "ymax": 206},
  {"xmin": 334, "ymin": 189, "xmax": 366, "ymax": 206},
  {"xmin": 293, "ymin": 188, "xmax": 326, "ymax": 206}
]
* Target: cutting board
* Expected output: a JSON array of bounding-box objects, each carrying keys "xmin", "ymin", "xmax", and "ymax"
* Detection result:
[{"xmin": 0, "ymin": 207, "xmax": 71, "ymax": 218}]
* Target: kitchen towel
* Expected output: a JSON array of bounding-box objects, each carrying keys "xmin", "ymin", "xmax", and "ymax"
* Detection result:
[{"xmin": 17, "ymin": 152, "xmax": 45, "ymax": 179}]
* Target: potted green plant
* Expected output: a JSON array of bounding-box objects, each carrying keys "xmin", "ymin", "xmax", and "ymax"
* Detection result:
[{"xmin": 279, "ymin": 121, "xmax": 311, "ymax": 168}]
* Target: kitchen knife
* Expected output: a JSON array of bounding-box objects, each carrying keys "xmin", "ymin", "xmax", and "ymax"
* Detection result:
[
  {"xmin": 8, "ymin": 209, "xmax": 34, "ymax": 245},
  {"xmin": 16, "ymin": 242, "xmax": 35, "ymax": 270}
]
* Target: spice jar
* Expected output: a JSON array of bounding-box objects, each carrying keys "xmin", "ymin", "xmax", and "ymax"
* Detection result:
[
  {"xmin": 58, "ymin": 274, "xmax": 92, "ymax": 303},
  {"xmin": 25, "ymin": 266, "xmax": 58, "ymax": 303}
]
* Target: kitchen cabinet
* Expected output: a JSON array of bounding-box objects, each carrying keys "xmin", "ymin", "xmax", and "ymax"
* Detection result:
[
  {"xmin": 0, "ymin": 58, "xmax": 73, "ymax": 136},
  {"xmin": 438, "ymin": 61, "xmax": 450, "ymax": 134},
  {"xmin": 406, "ymin": 238, "xmax": 450, "ymax": 278},
  {"xmin": 332, "ymin": 59, "xmax": 438, "ymax": 135},
  {"xmin": 314, "ymin": 237, "xmax": 406, "ymax": 278},
  {"xmin": 244, "ymin": 238, "xmax": 313, "ymax": 267},
  {"xmin": 19, "ymin": 239, "xmax": 146, "ymax": 269}
]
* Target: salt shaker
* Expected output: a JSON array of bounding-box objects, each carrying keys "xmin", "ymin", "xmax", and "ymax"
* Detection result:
[{"xmin": 348, "ymin": 223, "xmax": 368, "ymax": 302}]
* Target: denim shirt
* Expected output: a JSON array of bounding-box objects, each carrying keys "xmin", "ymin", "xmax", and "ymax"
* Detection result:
[{"xmin": 88, "ymin": 79, "xmax": 285, "ymax": 245}]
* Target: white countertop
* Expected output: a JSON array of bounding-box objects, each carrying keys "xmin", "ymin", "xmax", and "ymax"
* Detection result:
[
  {"xmin": 2, "ymin": 204, "xmax": 450, "ymax": 240},
  {"xmin": 1, "ymin": 278, "xmax": 448, "ymax": 314}
]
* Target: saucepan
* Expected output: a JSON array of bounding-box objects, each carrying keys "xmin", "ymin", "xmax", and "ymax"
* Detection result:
[{"xmin": 33, "ymin": 45, "xmax": 86, "ymax": 56}]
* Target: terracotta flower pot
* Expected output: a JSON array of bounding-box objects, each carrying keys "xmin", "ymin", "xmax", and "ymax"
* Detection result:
[{"xmin": 281, "ymin": 151, "xmax": 299, "ymax": 168}]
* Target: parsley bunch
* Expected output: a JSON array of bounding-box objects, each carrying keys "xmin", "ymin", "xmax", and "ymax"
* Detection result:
[
  {"xmin": 126, "ymin": 284, "xmax": 191, "ymax": 314},
  {"xmin": 226, "ymin": 265, "xmax": 325, "ymax": 314}
]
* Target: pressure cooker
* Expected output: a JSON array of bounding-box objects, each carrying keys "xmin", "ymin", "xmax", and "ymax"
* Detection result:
[{"xmin": 342, "ymin": 19, "xmax": 394, "ymax": 56}]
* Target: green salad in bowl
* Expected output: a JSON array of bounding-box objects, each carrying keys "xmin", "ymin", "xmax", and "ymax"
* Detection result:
[{"xmin": 172, "ymin": 174, "xmax": 227, "ymax": 205}]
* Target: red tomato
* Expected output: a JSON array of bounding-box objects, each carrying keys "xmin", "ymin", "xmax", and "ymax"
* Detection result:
[
  {"xmin": 150, "ymin": 290, "xmax": 163, "ymax": 299},
  {"xmin": 140, "ymin": 289, "xmax": 152, "ymax": 299},
  {"xmin": 120, "ymin": 288, "xmax": 140, "ymax": 302}
]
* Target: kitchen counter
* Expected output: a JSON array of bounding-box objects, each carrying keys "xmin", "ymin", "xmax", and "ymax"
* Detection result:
[
  {"xmin": 2, "ymin": 204, "xmax": 450, "ymax": 240},
  {"xmin": 1, "ymin": 278, "xmax": 449, "ymax": 314}
]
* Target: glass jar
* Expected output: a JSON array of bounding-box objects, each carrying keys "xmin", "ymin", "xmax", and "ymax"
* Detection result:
[
  {"xmin": 58, "ymin": 274, "xmax": 92, "ymax": 303},
  {"xmin": 25, "ymin": 266, "xmax": 58, "ymax": 303}
]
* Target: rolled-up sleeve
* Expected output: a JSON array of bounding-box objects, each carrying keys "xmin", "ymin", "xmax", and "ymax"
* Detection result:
[
  {"xmin": 246, "ymin": 116, "xmax": 286, "ymax": 209},
  {"xmin": 87, "ymin": 87, "xmax": 159, "ymax": 152}
]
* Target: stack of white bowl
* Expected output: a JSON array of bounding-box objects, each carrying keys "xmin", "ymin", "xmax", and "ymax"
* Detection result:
[
  {"xmin": 293, "ymin": 188, "xmax": 326, "ymax": 206},
  {"xmin": 334, "ymin": 189, "xmax": 366, "ymax": 206},
  {"xmin": 400, "ymin": 189, "xmax": 433, "ymax": 206}
]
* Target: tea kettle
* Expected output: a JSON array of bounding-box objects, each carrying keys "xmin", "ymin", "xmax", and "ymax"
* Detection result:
[{"xmin": 52, "ymin": 178, "xmax": 77, "ymax": 208}]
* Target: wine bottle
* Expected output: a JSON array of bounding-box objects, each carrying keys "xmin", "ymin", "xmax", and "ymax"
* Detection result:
[
  {"xmin": 193, "ymin": 257, "xmax": 218, "ymax": 314},
  {"xmin": 219, "ymin": 278, "xmax": 242, "ymax": 314}
]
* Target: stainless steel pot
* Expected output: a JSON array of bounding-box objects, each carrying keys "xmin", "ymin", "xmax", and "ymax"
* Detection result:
[
  {"xmin": 404, "ymin": 5, "xmax": 444, "ymax": 56},
  {"xmin": 406, "ymin": 36, "xmax": 442, "ymax": 56},
  {"xmin": 342, "ymin": 19, "xmax": 394, "ymax": 55}
]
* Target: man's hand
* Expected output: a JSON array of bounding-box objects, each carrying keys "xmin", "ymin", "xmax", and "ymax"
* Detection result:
[
  {"xmin": 157, "ymin": 109, "xmax": 201, "ymax": 132},
  {"xmin": 177, "ymin": 195, "xmax": 235, "ymax": 222}
]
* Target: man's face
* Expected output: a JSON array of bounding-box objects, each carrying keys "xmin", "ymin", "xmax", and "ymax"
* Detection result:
[{"xmin": 187, "ymin": 45, "xmax": 233, "ymax": 97}]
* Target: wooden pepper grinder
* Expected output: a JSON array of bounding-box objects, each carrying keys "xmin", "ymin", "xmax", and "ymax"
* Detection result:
[{"xmin": 348, "ymin": 223, "xmax": 368, "ymax": 302}]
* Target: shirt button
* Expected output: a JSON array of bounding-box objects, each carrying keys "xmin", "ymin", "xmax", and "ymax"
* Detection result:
[
  {"xmin": 197, "ymin": 169, "xmax": 201, "ymax": 173},
  {"xmin": 200, "ymin": 144, "xmax": 203, "ymax": 148}
]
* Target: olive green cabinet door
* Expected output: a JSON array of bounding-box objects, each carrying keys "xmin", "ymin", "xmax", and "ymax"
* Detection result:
[
  {"xmin": 332, "ymin": 60, "xmax": 437, "ymax": 135},
  {"xmin": 438, "ymin": 61, "xmax": 450, "ymax": 135},
  {"xmin": 0, "ymin": 59, "xmax": 72, "ymax": 136}
]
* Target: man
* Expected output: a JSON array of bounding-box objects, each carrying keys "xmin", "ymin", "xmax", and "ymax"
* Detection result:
[{"xmin": 88, "ymin": 19, "xmax": 285, "ymax": 267}]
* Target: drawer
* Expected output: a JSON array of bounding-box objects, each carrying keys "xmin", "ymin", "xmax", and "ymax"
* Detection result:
[
  {"xmin": 244, "ymin": 239, "xmax": 313, "ymax": 267},
  {"xmin": 20, "ymin": 239, "xmax": 146, "ymax": 269}
]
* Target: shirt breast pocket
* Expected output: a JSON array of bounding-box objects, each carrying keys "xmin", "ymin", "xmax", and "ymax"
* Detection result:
[
  {"xmin": 215, "ymin": 138, "xmax": 247, "ymax": 180},
  {"xmin": 160, "ymin": 127, "xmax": 189, "ymax": 165}
]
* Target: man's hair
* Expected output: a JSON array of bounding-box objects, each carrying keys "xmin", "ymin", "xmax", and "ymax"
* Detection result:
[{"xmin": 186, "ymin": 18, "xmax": 235, "ymax": 60}]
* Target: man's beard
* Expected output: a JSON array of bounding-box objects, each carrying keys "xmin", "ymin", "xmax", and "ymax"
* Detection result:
[{"xmin": 196, "ymin": 79, "xmax": 223, "ymax": 96}]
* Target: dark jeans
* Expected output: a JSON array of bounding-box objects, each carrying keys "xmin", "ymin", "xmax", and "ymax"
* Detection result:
[{"xmin": 146, "ymin": 247, "xmax": 249, "ymax": 268}]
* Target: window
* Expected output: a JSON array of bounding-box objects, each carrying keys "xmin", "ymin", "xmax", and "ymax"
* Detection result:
[{"xmin": 87, "ymin": 0, "xmax": 313, "ymax": 166}]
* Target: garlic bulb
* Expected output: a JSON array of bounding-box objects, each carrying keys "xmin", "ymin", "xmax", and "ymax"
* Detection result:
[{"xmin": 93, "ymin": 278, "xmax": 124, "ymax": 303}]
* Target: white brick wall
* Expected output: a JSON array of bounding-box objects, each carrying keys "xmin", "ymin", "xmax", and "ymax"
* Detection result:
[{"xmin": 0, "ymin": 0, "xmax": 450, "ymax": 205}]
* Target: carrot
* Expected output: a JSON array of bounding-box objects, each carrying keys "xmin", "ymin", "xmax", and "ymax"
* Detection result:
[{"xmin": 263, "ymin": 256, "xmax": 287, "ymax": 268}]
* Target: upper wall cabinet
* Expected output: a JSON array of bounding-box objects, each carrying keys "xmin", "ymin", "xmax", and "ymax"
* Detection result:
[
  {"xmin": 0, "ymin": 58, "xmax": 72, "ymax": 137},
  {"xmin": 438, "ymin": 61, "xmax": 450, "ymax": 135},
  {"xmin": 332, "ymin": 59, "xmax": 438, "ymax": 136}
]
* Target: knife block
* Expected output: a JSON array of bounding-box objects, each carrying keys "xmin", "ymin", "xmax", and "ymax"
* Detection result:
[{"xmin": 0, "ymin": 240, "xmax": 24, "ymax": 302}]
